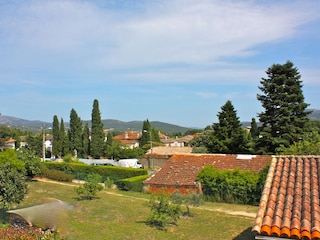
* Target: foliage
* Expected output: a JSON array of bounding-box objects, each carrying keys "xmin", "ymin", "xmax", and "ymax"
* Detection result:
[
  {"xmin": 82, "ymin": 123, "xmax": 90, "ymax": 158},
  {"xmin": 17, "ymin": 148, "xmax": 41, "ymax": 178},
  {"xmin": 171, "ymin": 192, "xmax": 204, "ymax": 216},
  {"xmin": 0, "ymin": 226, "xmax": 50, "ymax": 240},
  {"xmin": 104, "ymin": 177, "xmax": 114, "ymax": 189},
  {"xmin": 0, "ymin": 164, "xmax": 28, "ymax": 210},
  {"xmin": 39, "ymin": 165, "xmax": 74, "ymax": 182},
  {"xmin": 0, "ymin": 149, "xmax": 25, "ymax": 173},
  {"xmin": 257, "ymin": 61, "xmax": 311, "ymax": 154},
  {"xmin": 115, "ymin": 175, "xmax": 150, "ymax": 192},
  {"xmin": 196, "ymin": 166, "xmax": 266, "ymax": 205},
  {"xmin": 75, "ymin": 173, "xmax": 103, "ymax": 200},
  {"xmin": 189, "ymin": 129, "xmax": 214, "ymax": 153},
  {"xmin": 25, "ymin": 134, "xmax": 43, "ymax": 158},
  {"xmin": 62, "ymin": 154, "xmax": 79, "ymax": 163},
  {"xmin": 43, "ymin": 162, "xmax": 148, "ymax": 182},
  {"xmin": 59, "ymin": 118, "xmax": 69, "ymax": 157},
  {"xmin": 52, "ymin": 115, "xmax": 61, "ymax": 158},
  {"xmin": 211, "ymin": 100, "xmax": 249, "ymax": 153},
  {"xmin": 146, "ymin": 194, "xmax": 181, "ymax": 230},
  {"xmin": 140, "ymin": 119, "xmax": 152, "ymax": 147},
  {"xmin": 277, "ymin": 130, "xmax": 320, "ymax": 155},
  {"xmin": 90, "ymin": 99, "xmax": 105, "ymax": 159},
  {"xmin": 68, "ymin": 108, "xmax": 83, "ymax": 157}
]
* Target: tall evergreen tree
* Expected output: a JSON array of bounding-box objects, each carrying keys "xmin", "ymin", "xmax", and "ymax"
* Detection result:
[
  {"xmin": 140, "ymin": 119, "xmax": 152, "ymax": 147},
  {"xmin": 211, "ymin": 100, "xmax": 248, "ymax": 153},
  {"xmin": 52, "ymin": 115, "xmax": 61, "ymax": 158},
  {"xmin": 69, "ymin": 108, "xmax": 83, "ymax": 157},
  {"xmin": 90, "ymin": 99, "xmax": 105, "ymax": 159},
  {"xmin": 82, "ymin": 123, "xmax": 90, "ymax": 158},
  {"xmin": 257, "ymin": 61, "xmax": 311, "ymax": 154},
  {"xmin": 60, "ymin": 118, "xmax": 69, "ymax": 156}
]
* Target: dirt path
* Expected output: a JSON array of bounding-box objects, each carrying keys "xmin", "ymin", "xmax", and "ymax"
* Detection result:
[{"xmin": 33, "ymin": 177, "xmax": 256, "ymax": 218}]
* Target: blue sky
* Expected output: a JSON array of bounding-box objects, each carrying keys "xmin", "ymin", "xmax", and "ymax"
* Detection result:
[{"xmin": 1, "ymin": 0, "xmax": 320, "ymax": 128}]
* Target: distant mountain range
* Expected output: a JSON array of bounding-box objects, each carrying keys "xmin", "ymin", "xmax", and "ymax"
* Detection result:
[
  {"xmin": 1, "ymin": 109, "xmax": 320, "ymax": 134},
  {"xmin": 0, "ymin": 115, "xmax": 194, "ymax": 134}
]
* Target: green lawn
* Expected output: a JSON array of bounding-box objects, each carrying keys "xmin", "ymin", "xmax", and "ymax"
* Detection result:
[{"xmin": 7, "ymin": 181, "xmax": 258, "ymax": 240}]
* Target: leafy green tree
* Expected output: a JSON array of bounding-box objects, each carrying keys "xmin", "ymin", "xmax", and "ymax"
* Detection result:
[
  {"xmin": 17, "ymin": 148, "xmax": 41, "ymax": 178},
  {"xmin": 105, "ymin": 140, "xmax": 123, "ymax": 160},
  {"xmin": 211, "ymin": 100, "xmax": 248, "ymax": 153},
  {"xmin": 0, "ymin": 150, "xmax": 28, "ymax": 210},
  {"xmin": 69, "ymin": 109, "xmax": 83, "ymax": 157},
  {"xmin": 90, "ymin": 99, "xmax": 105, "ymax": 159},
  {"xmin": 146, "ymin": 193, "xmax": 181, "ymax": 230},
  {"xmin": 257, "ymin": 61, "xmax": 311, "ymax": 154},
  {"xmin": 277, "ymin": 130, "xmax": 320, "ymax": 155},
  {"xmin": 26, "ymin": 133, "xmax": 43, "ymax": 157},
  {"xmin": 52, "ymin": 115, "xmax": 61, "ymax": 158},
  {"xmin": 190, "ymin": 129, "xmax": 214, "ymax": 153},
  {"xmin": 75, "ymin": 173, "xmax": 103, "ymax": 200}
]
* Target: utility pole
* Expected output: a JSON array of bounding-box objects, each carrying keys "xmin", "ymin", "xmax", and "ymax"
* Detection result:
[{"xmin": 42, "ymin": 123, "xmax": 45, "ymax": 162}]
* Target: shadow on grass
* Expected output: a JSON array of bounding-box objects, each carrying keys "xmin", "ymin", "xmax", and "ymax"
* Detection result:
[
  {"xmin": 233, "ymin": 227, "xmax": 256, "ymax": 240},
  {"xmin": 0, "ymin": 208, "xmax": 9, "ymax": 226}
]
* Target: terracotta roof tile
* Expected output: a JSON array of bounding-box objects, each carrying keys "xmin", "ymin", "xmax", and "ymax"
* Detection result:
[
  {"xmin": 253, "ymin": 156, "xmax": 320, "ymax": 240},
  {"xmin": 144, "ymin": 154, "xmax": 270, "ymax": 187}
]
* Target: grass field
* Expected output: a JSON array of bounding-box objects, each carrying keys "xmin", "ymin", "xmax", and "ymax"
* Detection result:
[{"xmin": 6, "ymin": 180, "xmax": 258, "ymax": 240}]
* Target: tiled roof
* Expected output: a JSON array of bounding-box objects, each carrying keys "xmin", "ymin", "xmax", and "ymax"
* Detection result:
[
  {"xmin": 113, "ymin": 131, "xmax": 141, "ymax": 140},
  {"xmin": 253, "ymin": 156, "xmax": 320, "ymax": 240},
  {"xmin": 144, "ymin": 154, "xmax": 270, "ymax": 187}
]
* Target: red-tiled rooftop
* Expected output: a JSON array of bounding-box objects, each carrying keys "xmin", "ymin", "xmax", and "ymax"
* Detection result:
[
  {"xmin": 253, "ymin": 156, "xmax": 320, "ymax": 240},
  {"xmin": 144, "ymin": 154, "xmax": 271, "ymax": 187}
]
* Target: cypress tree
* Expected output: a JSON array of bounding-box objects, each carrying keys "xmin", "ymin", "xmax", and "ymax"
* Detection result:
[
  {"xmin": 52, "ymin": 115, "xmax": 61, "ymax": 158},
  {"xmin": 257, "ymin": 61, "xmax": 311, "ymax": 154},
  {"xmin": 82, "ymin": 123, "xmax": 90, "ymax": 158},
  {"xmin": 60, "ymin": 118, "xmax": 69, "ymax": 156},
  {"xmin": 69, "ymin": 108, "xmax": 83, "ymax": 157},
  {"xmin": 140, "ymin": 119, "xmax": 152, "ymax": 147},
  {"xmin": 90, "ymin": 99, "xmax": 105, "ymax": 159}
]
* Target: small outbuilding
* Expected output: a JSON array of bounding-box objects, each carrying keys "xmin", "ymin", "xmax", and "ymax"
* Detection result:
[{"xmin": 143, "ymin": 154, "xmax": 271, "ymax": 195}]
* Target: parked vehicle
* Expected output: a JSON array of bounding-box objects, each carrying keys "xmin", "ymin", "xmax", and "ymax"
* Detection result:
[{"xmin": 117, "ymin": 159, "xmax": 143, "ymax": 168}]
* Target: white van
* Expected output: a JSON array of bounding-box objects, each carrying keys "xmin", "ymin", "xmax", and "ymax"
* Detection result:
[{"xmin": 117, "ymin": 159, "xmax": 143, "ymax": 168}]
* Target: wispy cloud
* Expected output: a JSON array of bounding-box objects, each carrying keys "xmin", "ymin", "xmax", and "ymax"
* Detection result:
[{"xmin": 1, "ymin": 0, "xmax": 319, "ymax": 78}]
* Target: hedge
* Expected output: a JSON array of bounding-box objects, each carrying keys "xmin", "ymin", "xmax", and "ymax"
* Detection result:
[
  {"xmin": 196, "ymin": 166, "xmax": 268, "ymax": 205},
  {"xmin": 116, "ymin": 175, "xmax": 150, "ymax": 192},
  {"xmin": 42, "ymin": 162, "xmax": 148, "ymax": 182},
  {"xmin": 39, "ymin": 165, "xmax": 74, "ymax": 182}
]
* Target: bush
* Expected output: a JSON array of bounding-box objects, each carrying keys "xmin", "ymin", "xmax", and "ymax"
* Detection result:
[
  {"xmin": 104, "ymin": 177, "xmax": 114, "ymax": 189},
  {"xmin": 196, "ymin": 166, "xmax": 266, "ymax": 205},
  {"xmin": 43, "ymin": 162, "xmax": 147, "ymax": 182},
  {"xmin": 75, "ymin": 173, "xmax": 103, "ymax": 200},
  {"xmin": 115, "ymin": 175, "xmax": 150, "ymax": 192},
  {"xmin": 146, "ymin": 194, "xmax": 181, "ymax": 230},
  {"xmin": 39, "ymin": 165, "xmax": 74, "ymax": 182}
]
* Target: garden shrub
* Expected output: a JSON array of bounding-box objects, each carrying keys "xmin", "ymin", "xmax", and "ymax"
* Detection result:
[
  {"xmin": 116, "ymin": 175, "xmax": 150, "ymax": 192},
  {"xmin": 39, "ymin": 165, "xmax": 74, "ymax": 182},
  {"xmin": 43, "ymin": 162, "xmax": 147, "ymax": 182},
  {"xmin": 146, "ymin": 193, "xmax": 181, "ymax": 230},
  {"xmin": 196, "ymin": 166, "xmax": 267, "ymax": 205}
]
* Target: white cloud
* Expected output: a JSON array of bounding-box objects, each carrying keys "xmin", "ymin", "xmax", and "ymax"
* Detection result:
[{"xmin": 1, "ymin": 0, "xmax": 319, "ymax": 83}]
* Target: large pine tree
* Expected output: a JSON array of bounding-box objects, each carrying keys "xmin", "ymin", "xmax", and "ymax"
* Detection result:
[
  {"xmin": 211, "ymin": 100, "xmax": 248, "ymax": 153},
  {"xmin": 90, "ymin": 99, "xmax": 105, "ymax": 159},
  {"xmin": 257, "ymin": 61, "xmax": 311, "ymax": 154}
]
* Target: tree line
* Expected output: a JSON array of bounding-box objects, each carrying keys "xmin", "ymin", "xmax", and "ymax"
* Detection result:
[{"xmin": 190, "ymin": 61, "xmax": 318, "ymax": 155}]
